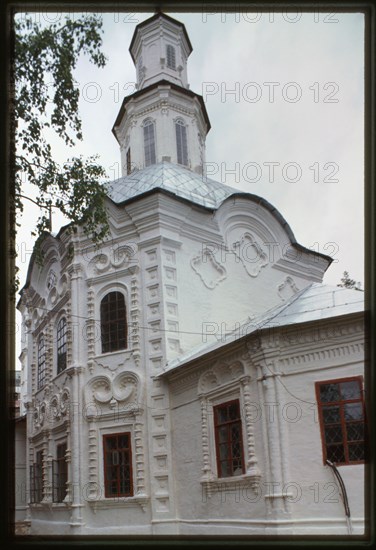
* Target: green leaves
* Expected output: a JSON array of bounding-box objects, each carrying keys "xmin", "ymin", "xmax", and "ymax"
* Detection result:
[
  {"xmin": 13, "ymin": 13, "xmax": 110, "ymax": 272},
  {"xmin": 337, "ymin": 271, "xmax": 362, "ymax": 291}
]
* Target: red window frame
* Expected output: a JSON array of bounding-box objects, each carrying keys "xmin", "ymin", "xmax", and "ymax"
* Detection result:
[
  {"xmin": 103, "ymin": 432, "xmax": 133, "ymax": 498},
  {"xmin": 100, "ymin": 292, "xmax": 128, "ymax": 354},
  {"xmin": 315, "ymin": 376, "xmax": 366, "ymax": 466},
  {"xmin": 213, "ymin": 399, "xmax": 245, "ymax": 478}
]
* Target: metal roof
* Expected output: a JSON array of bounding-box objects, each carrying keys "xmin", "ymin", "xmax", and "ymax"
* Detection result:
[
  {"xmin": 159, "ymin": 283, "xmax": 364, "ymax": 376},
  {"xmin": 106, "ymin": 161, "xmax": 236, "ymax": 209},
  {"xmin": 129, "ymin": 13, "xmax": 193, "ymax": 63}
]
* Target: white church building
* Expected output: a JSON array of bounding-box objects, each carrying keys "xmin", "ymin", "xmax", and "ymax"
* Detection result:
[{"xmin": 16, "ymin": 12, "xmax": 366, "ymax": 536}]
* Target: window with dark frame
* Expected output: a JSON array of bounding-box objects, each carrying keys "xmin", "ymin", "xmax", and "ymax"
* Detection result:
[
  {"xmin": 57, "ymin": 317, "xmax": 67, "ymax": 374},
  {"xmin": 103, "ymin": 433, "xmax": 133, "ymax": 498},
  {"xmin": 37, "ymin": 335, "xmax": 46, "ymax": 389},
  {"xmin": 100, "ymin": 292, "xmax": 127, "ymax": 354},
  {"xmin": 143, "ymin": 119, "xmax": 156, "ymax": 166},
  {"xmin": 175, "ymin": 119, "xmax": 188, "ymax": 166},
  {"xmin": 52, "ymin": 443, "xmax": 68, "ymax": 503},
  {"xmin": 30, "ymin": 450, "xmax": 43, "ymax": 503},
  {"xmin": 316, "ymin": 376, "xmax": 366, "ymax": 465},
  {"xmin": 166, "ymin": 44, "xmax": 176, "ymax": 70},
  {"xmin": 126, "ymin": 148, "xmax": 132, "ymax": 175},
  {"xmin": 47, "ymin": 269, "xmax": 57, "ymax": 290},
  {"xmin": 214, "ymin": 399, "xmax": 245, "ymax": 478}
]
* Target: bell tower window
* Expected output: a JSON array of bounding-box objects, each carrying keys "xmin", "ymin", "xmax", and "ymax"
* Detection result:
[
  {"xmin": 175, "ymin": 119, "xmax": 188, "ymax": 166},
  {"xmin": 126, "ymin": 148, "xmax": 132, "ymax": 175},
  {"xmin": 143, "ymin": 119, "xmax": 156, "ymax": 167},
  {"xmin": 166, "ymin": 44, "xmax": 176, "ymax": 70}
]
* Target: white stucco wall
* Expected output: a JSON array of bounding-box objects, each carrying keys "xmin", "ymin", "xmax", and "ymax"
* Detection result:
[{"xmin": 165, "ymin": 313, "xmax": 365, "ymax": 535}]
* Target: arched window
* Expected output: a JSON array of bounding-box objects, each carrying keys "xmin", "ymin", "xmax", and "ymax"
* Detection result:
[
  {"xmin": 57, "ymin": 317, "xmax": 67, "ymax": 374},
  {"xmin": 37, "ymin": 335, "xmax": 46, "ymax": 389},
  {"xmin": 175, "ymin": 119, "xmax": 188, "ymax": 166},
  {"xmin": 126, "ymin": 148, "xmax": 132, "ymax": 175},
  {"xmin": 143, "ymin": 119, "xmax": 156, "ymax": 167},
  {"xmin": 100, "ymin": 292, "xmax": 128, "ymax": 353},
  {"xmin": 166, "ymin": 45, "xmax": 176, "ymax": 70}
]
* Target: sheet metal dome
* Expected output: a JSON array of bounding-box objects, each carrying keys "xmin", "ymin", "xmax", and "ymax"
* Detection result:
[{"xmin": 105, "ymin": 161, "xmax": 238, "ymax": 209}]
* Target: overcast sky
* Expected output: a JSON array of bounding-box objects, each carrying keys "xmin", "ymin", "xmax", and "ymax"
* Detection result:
[{"xmin": 15, "ymin": 10, "xmax": 364, "ymax": 359}]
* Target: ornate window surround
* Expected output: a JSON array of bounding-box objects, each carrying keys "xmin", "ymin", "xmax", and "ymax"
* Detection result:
[
  {"xmin": 94, "ymin": 283, "xmax": 130, "ymax": 358},
  {"xmin": 175, "ymin": 117, "xmax": 189, "ymax": 166},
  {"xmin": 100, "ymin": 291, "xmax": 128, "ymax": 354},
  {"xmin": 29, "ymin": 390, "xmax": 72, "ymax": 508},
  {"xmin": 142, "ymin": 117, "xmax": 157, "ymax": 167},
  {"xmin": 166, "ymin": 44, "xmax": 176, "ymax": 70},
  {"xmin": 56, "ymin": 315, "xmax": 67, "ymax": 374},
  {"xmin": 198, "ymin": 361, "xmax": 261, "ymax": 496},
  {"xmin": 37, "ymin": 334, "xmax": 46, "ymax": 390},
  {"xmin": 83, "ymin": 372, "xmax": 148, "ymax": 512}
]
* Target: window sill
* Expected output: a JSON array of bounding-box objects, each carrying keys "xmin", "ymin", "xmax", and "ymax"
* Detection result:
[
  {"xmin": 87, "ymin": 494, "xmax": 149, "ymax": 513},
  {"xmin": 201, "ymin": 472, "xmax": 261, "ymax": 497}
]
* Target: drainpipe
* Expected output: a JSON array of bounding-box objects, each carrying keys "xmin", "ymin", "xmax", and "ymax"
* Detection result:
[{"xmin": 325, "ymin": 459, "xmax": 352, "ymax": 534}]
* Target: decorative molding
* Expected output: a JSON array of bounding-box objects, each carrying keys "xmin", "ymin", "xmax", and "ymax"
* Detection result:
[
  {"xmin": 134, "ymin": 413, "xmax": 146, "ymax": 495},
  {"xmin": 86, "ymin": 284, "xmax": 96, "ymax": 374},
  {"xmin": 94, "ymin": 352, "xmax": 138, "ymax": 373},
  {"xmin": 241, "ymin": 377, "xmax": 261, "ymax": 481},
  {"xmin": 191, "ymin": 249, "xmax": 227, "ymax": 289},
  {"xmin": 32, "ymin": 388, "xmax": 70, "ymax": 434},
  {"xmin": 198, "ymin": 361, "xmax": 245, "ymax": 395},
  {"xmin": 88, "ymin": 422, "xmax": 98, "ymax": 501},
  {"xmin": 84, "ymin": 372, "xmax": 141, "ymax": 416},
  {"xmin": 88, "ymin": 496, "xmax": 149, "ymax": 514},
  {"xmin": 197, "ymin": 360, "xmax": 261, "ymax": 496},
  {"xmin": 279, "ymin": 342, "xmax": 364, "ymax": 370},
  {"xmin": 271, "ymin": 257, "xmax": 325, "ymax": 282},
  {"xmin": 89, "ymin": 245, "xmax": 138, "ymax": 275},
  {"xmin": 130, "ymin": 276, "xmax": 141, "ymax": 366},
  {"xmin": 86, "ymin": 265, "xmax": 139, "ymax": 286},
  {"xmin": 232, "ymin": 232, "xmax": 268, "ymax": 277},
  {"xmin": 278, "ymin": 276, "xmax": 299, "ymax": 301}
]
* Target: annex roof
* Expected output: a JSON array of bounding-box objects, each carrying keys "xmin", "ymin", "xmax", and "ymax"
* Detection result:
[{"xmin": 158, "ymin": 283, "xmax": 364, "ymax": 377}]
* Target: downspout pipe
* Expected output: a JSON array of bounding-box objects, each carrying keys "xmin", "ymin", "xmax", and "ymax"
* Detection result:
[{"xmin": 326, "ymin": 459, "xmax": 352, "ymax": 534}]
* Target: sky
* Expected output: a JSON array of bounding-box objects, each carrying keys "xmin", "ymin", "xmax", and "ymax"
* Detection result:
[{"xmin": 15, "ymin": 10, "xmax": 365, "ymax": 362}]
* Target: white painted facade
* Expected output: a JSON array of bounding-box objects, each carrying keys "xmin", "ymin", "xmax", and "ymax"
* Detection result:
[
  {"xmin": 113, "ymin": 14, "xmax": 209, "ymax": 175},
  {"xmin": 16, "ymin": 13, "xmax": 365, "ymax": 536}
]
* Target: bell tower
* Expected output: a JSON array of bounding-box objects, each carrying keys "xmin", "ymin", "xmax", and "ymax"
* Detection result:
[
  {"xmin": 129, "ymin": 12, "xmax": 192, "ymax": 90},
  {"xmin": 112, "ymin": 13, "xmax": 211, "ymax": 175}
]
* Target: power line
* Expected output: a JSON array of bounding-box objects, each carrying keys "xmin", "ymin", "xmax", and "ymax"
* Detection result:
[{"xmin": 25, "ymin": 303, "xmax": 240, "ymax": 337}]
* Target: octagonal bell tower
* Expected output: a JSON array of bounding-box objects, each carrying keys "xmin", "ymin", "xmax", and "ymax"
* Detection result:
[
  {"xmin": 112, "ymin": 12, "xmax": 211, "ymax": 175},
  {"xmin": 129, "ymin": 11, "xmax": 192, "ymax": 90}
]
